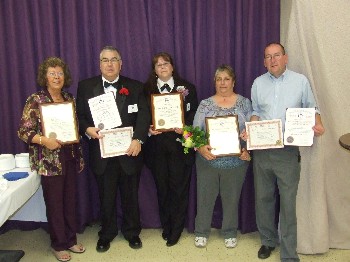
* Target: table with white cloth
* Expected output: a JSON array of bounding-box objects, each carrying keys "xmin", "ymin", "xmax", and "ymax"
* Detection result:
[
  {"xmin": 0, "ymin": 168, "xmax": 45, "ymax": 261},
  {"xmin": 0, "ymin": 168, "xmax": 46, "ymax": 227}
]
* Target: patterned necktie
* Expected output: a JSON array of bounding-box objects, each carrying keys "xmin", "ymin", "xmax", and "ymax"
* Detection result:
[{"xmin": 161, "ymin": 83, "xmax": 171, "ymax": 92}]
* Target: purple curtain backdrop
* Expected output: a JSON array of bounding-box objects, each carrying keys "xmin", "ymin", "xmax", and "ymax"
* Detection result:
[{"xmin": 0, "ymin": 0, "xmax": 280, "ymax": 234}]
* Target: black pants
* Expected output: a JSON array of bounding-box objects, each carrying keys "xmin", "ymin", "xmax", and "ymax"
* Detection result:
[
  {"xmin": 95, "ymin": 157, "xmax": 141, "ymax": 241},
  {"xmin": 152, "ymin": 138, "xmax": 191, "ymax": 240}
]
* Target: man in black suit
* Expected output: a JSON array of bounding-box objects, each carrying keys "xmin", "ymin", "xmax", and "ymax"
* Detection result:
[
  {"xmin": 143, "ymin": 52, "xmax": 198, "ymax": 247},
  {"xmin": 76, "ymin": 46, "xmax": 150, "ymax": 252}
]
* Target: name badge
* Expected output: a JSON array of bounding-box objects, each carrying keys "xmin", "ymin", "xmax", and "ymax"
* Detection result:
[
  {"xmin": 186, "ymin": 103, "xmax": 190, "ymax": 112},
  {"xmin": 128, "ymin": 104, "xmax": 138, "ymax": 113}
]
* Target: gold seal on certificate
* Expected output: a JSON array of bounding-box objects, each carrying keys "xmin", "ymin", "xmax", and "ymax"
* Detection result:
[
  {"xmin": 151, "ymin": 93, "xmax": 184, "ymax": 132},
  {"xmin": 286, "ymin": 136, "xmax": 294, "ymax": 143},
  {"xmin": 48, "ymin": 132, "xmax": 57, "ymax": 139},
  {"xmin": 39, "ymin": 101, "xmax": 79, "ymax": 144}
]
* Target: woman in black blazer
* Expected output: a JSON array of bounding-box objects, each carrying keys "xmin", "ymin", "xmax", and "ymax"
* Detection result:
[{"xmin": 144, "ymin": 52, "xmax": 198, "ymax": 247}]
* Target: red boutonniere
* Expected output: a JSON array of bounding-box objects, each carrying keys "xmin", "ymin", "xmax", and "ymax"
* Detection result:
[{"xmin": 119, "ymin": 87, "xmax": 129, "ymax": 96}]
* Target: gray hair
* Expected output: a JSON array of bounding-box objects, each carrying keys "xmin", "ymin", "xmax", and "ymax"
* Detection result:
[
  {"xmin": 99, "ymin": 46, "xmax": 122, "ymax": 60},
  {"xmin": 214, "ymin": 64, "xmax": 236, "ymax": 82}
]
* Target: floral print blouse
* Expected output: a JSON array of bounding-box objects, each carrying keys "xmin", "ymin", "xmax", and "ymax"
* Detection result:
[{"xmin": 17, "ymin": 89, "xmax": 84, "ymax": 176}]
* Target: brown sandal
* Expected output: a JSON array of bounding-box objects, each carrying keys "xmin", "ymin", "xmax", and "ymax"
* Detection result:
[
  {"xmin": 68, "ymin": 243, "xmax": 86, "ymax": 253},
  {"xmin": 52, "ymin": 249, "xmax": 71, "ymax": 262}
]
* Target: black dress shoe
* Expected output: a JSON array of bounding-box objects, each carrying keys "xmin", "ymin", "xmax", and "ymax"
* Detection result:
[
  {"xmin": 96, "ymin": 239, "xmax": 110, "ymax": 252},
  {"xmin": 128, "ymin": 236, "xmax": 142, "ymax": 249},
  {"xmin": 258, "ymin": 245, "xmax": 275, "ymax": 259},
  {"xmin": 166, "ymin": 237, "xmax": 179, "ymax": 247},
  {"xmin": 162, "ymin": 232, "xmax": 169, "ymax": 241}
]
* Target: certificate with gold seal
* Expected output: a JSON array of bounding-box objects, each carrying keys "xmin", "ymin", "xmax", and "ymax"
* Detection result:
[
  {"xmin": 284, "ymin": 108, "xmax": 315, "ymax": 146},
  {"xmin": 245, "ymin": 119, "xmax": 284, "ymax": 150},
  {"xmin": 151, "ymin": 93, "xmax": 184, "ymax": 131},
  {"xmin": 205, "ymin": 115, "xmax": 241, "ymax": 156},
  {"xmin": 39, "ymin": 101, "xmax": 79, "ymax": 144}
]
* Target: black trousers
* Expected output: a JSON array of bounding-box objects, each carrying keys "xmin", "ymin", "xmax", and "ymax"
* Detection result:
[
  {"xmin": 152, "ymin": 137, "xmax": 191, "ymax": 241},
  {"xmin": 95, "ymin": 157, "xmax": 141, "ymax": 241}
]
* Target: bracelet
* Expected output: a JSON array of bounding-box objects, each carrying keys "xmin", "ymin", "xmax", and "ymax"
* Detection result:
[{"xmin": 39, "ymin": 136, "xmax": 42, "ymax": 145}]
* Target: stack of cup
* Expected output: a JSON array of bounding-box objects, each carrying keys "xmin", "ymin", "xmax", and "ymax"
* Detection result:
[{"xmin": 0, "ymin": 154, "xmax": 15, "ymax": 171}]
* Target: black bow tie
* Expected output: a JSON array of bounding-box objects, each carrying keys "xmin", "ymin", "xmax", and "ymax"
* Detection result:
[
  {"xmin": 161, "ymin": 83, "xmax": 171, "ymax": 92},
  {"xmin": 104, "ymin": 81, "xmax": 117, "ymax": 89}
]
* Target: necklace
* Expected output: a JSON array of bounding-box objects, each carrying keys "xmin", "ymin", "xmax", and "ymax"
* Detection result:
[{"xmin": 218, "ymin": 93, "xmax": 235, "ymax": 101}]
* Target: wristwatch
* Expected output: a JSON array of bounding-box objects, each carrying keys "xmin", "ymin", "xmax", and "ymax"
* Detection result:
[{"xmin": 134, "ymin": 139, "xmax": 144, "ymax": 145}]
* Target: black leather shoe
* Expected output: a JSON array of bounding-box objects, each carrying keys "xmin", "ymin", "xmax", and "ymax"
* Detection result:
[
  {"xmin": 258, "ymin": 245, "xmax": 275, "ymax": 259},
  {"xmin": 166, "ymin": 237, "xmax": 179, "ymax": 247},
  {"xmin": 96, "ymin": 239, "xmax": 110, "ymax": 252},
  {"xmin": 162, "ymin": 232, "xmax": 169, "ymax": 241},
  {"xmin": 128, "ymin": 236, "xmax": 142, "ymax": 249}
]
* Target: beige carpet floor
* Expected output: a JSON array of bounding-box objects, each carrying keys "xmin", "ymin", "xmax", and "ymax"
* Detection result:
[{"xmin": 0, "ymin": 224, "xmax": 349, "ymax": 261}]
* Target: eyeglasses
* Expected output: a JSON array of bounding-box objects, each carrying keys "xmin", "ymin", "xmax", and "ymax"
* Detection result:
[
  {"xmin": 47, "ymin": 72, "xmax": 64, "ymax": 78},
  {"xmin": 156, "ymin": 62, "xmax": 171, "ymax": 68},
  {"xmin": 100, "ymin": 57, "xmax": 121, "ymax": 64},
  {"xmin": 264, "ymin": 53, "xmax": 283, "ymax": 61}
]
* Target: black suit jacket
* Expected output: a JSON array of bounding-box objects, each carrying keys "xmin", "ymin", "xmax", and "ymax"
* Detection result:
[
  {"xmin": 76, "ymin": 75, "xmax": 150, "ymax": 175},
  {"xmin": 144, "ymin": 79, "xmax": 198, "ymax": 168}
]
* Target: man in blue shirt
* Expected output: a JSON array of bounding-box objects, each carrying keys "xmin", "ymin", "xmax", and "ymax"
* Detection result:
[{"xmin": 250, "ymin": 43, "xmax": 325, "ymax": 261}]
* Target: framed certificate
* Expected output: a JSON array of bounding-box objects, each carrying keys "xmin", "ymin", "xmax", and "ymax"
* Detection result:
[
  {"xmin": 205, "ymin": 115, "xmax": 241, "ymax": 156},
  {"xmin": 151, "ymin": 93, "xmax": 184, "ymax": 131},
  {"xmin": 245, "ymin": 119, "xmax": 284, "ymax": 150},
  {"xmin": 99, "ymin": 126, "xmax": 133, "ymax": 158},
  {"xmin": 39, "ymin": 101, "xmax": 79, "ymax": 144}
]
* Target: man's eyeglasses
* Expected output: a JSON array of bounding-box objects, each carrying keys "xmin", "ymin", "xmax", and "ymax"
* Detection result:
[
  {"xmin": 156, "ymin": 62, "xmax": 171, "ymax": 68},
  {"xmin": 47, "ymin": 72, "xmax": 64, "ymax": 78},
  {"xmin": 264, "ymin": 53, "xmax": 283, "ymax": 61},
  {"xmin": 100, "ymin": 57, "xmax": 121, "ymax": 64}
]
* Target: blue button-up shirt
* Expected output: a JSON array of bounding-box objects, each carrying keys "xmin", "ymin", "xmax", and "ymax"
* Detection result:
[{"xmin": 251, "ymin": 68, "xmax": 319, "ymax": 129}]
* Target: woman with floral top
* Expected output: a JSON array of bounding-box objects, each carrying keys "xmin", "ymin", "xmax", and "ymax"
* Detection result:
[
  {"xmin": 17, "ymin": 57, "xmax": 85, "ymax": 262},
  {"xmin": 143, "ymin": 52, "xmax": 198, "ymax": 247},
  {"xmin": 193, "ymin": 65, "xmax": 252, "ymax": 249}
]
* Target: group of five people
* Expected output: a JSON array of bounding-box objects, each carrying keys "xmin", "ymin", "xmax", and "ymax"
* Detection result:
[{"xmin": 17, "ymin": 42, "xmax": 324, "ymax": 262}]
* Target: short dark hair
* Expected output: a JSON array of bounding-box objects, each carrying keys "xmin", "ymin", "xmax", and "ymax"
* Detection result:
[
  {"xmin": 37, "ymin": 57, "xmax": 72, "ymax": 87},
  {"xmin": 265, "ymin": 42, "xmax": 286, "ymax": 55},
  {"xmin": 144, "ymin": 52, "xmax": 181, "ymax": 97}
]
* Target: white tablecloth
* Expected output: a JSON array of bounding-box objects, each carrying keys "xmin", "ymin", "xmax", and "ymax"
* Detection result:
[{"xmin": 0, "ymin": 168, "xmax": 46, "ymax": 227}]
